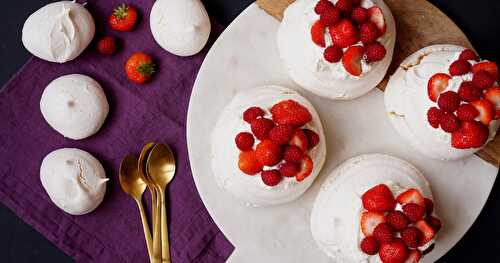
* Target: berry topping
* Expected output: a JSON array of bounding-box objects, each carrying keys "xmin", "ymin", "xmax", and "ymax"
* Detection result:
[
  {"xmin": 373, "ymin": 223, "xmax": 394, "ymax": 243},
  {"xmin": 303, "ymin": 129, "xmax": 320, "ymax": 149},
  {"xmin": 365, "ymin": 42, "xmax": 387, "ymax": 63},
  {"xmin": 402, "ymin": 203, "xmax": 426, "ymax": 222},
  {"xmin": 472, "ymin": 61, "xmax": 499, "ymax": 81},
  {"xmin": 314, "ymin": 0, "xmax": 334, "ymax": 14},
  {"xmin": 457, "ymin": 104, "xmax": 479, "ymax": 121},
  {"xmin": 238, "ymin": 151, "xmax": 263, "ymax": 175},
  {"xmin": 271, "ymin": 100, "xmax": 312, "ymax": 127},
  {"xmin": 335, "ymin": 0, "xmax": 353, "ymax": 14},
  {"xmin": 320, "ymin": 6, "xmax": 342, "ymax": 26},
  {"xmin": 379, "ymin": 239, "xmax": 409, "ymax": 263},
  {"xmin": 401, "ymin": 227, "xmax": 422, "ymax": 249},
  {"xmin": 451, "ymin": 121, "xmax": 490, "ymax": 149},
  {"xmin": 269, "ymin": 125, "xmax": 295, "ymax": 145},
  {"xmin": 125, "ymin": 52, "xmax": 156, "ymax": 84},
  {"xmin": 279, "ymin": 162, "xmax": 300, "ymax": 177},
  {"xmin": 289, "ymin": 129, "xmax": 309, "ymax": 151},
  {"xmin": 367, "ymin": 6, "xmax": 386, "ymax": 35},
  {"xmin": 427, "ymin": 73, "xmax": 451, "ymax": 102},
  {"xmin": 109, "ymin": 4, "xmax": 138, "ymax": 32},
  {"xmin": 351, "ymin": 7, "xmax": 369, "ymax": 24},
  {"xmin": 324, "ymin": 45, "xmax": 344, "ymax": 63},
  {"xmin": 255, "ymin": 140, "xmax": 282, "ymax": 166},
  {"xmin": 437, "ymin": 91, "xmax": 460, "ymax": 113},
  {"xmin": 484, "ymin": 86, "xmax": 500, "ymax": 119},
  {"xmin": 471, "ymin": 99, "xmax": 494, "ymax": 125},
  {"xmin": 459, "ymin": 49, "xmax": 479, "ymax": 61},
  {"xmin": 360, "ymin": 22, "xmax": 380, "ymax": 44},
  {"xmin": 360, "ymin": 211, "xmax": 386, "ymax": 236},
  {"xmin": 424, "ymin": 198, "xmax": 434, "ymax": 215},
  {"xmin": 458, "ymin": 81, "xmax": 482, "ymax": 102},
  {"xmin": 449, "ymin": 60, "xmax": 472, "ymax": 76},
  {"xmin": 414, "ymin": 220, "xmax": 436, "ymax": 246},
  {"xmin": 296, "ymin": 155, "xmax": 314, "ymax": 182},
  {"xmin": 472, "ymin": 70, "xmax": 495, "ymax": 90},
  {"xmin": 396, "ymin": 189, "xmax": 425, "ymax": 207},
  {"xmin": 261, "ymin": 170, "xmax": 282, "ymax": 186},
  {"xmin": 251, "ymin": 118, "xmax": 275, "ymax": 140},
  {"xmin": 97, "ymin": 36, "xmax": 117, "ymax": 55},
  {"xmin": 283, "ymin": 145, "xmax": 304, "ymax": 163},
  {"xmin": 342, "ymin": 45, "xmax": 365, "ymax": 76},
  {"xmin": 243, "ymin": 107, "xmax": 265, "ymax": 123},
  {"xmin": 235, "ymin": 132, "xmax": 255, "ymax": 151},
  {"xmin": 427, "ymin": 107, "xmax": 443, "ymax": 129},
  {"xmin": 330, "ymin": 19, "xmax": 360, "ymax": 48},
  {"xmin": 311, "ymin": 20, "xmax": 326, "ymax": 48},
  {"xmin": 360, "ymin": 236, "xmax": 380, "ymax": 255},
  {"xmin": 439, "ymin": 112, "xmax": 460, "ymax": 133},
  {"xmin": 425, "ymin": 216, "xmax": 442, "ymax": 233},
  {"xmin": 405, "ymin": 250, "xmax": 422, "ymax": 263},
  {"xmin": 361, "ymin": 184, "xmax": 396, "ymax": 212},
  {"xmin": 386, "ymin": 211, "xmax": 409, "ymax": 231}
]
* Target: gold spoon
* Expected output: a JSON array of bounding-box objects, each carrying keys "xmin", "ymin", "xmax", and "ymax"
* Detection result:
[
  {"xmin": 119, "ymin": 155, "xmax": 154, "ymax": 263},
  {"xmin": 138, "ymin": 143, "xmax": 161, "ymax": 263},
  {"xmin": 148, "ymin": 144, "xmax": 176, "ymax": 263}
]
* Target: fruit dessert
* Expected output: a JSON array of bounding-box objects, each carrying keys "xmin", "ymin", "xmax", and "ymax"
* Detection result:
[
  {"xmin": 211, "ymin": 86, "xmax": 326, "ymax": 206},
  {"xmin": 311, "ymin": 154, "xmax": 441, "ymax": 262},
  {"xmin": 385, "ymin": 45, "xmax": 500, "ymax": 161},
  {"xmin": 277, "ymin": 0, "xmax": 396, "ymax": 100}
]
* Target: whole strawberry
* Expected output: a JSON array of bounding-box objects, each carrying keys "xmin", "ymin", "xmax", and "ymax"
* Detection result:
[
  {"xmin": 109, "ymin": 4, "xmax": 138, "ymax": 31},
  {"xmin": 361, "ymin": 184, "xmax": 396, "ymax": 212},
  {"xmin": 97, "ymin": 36, "xmax": 117, "ymax": 55},
  {"xmin": 125, "ymin": 52, "xmax": 156, "ymax": 84}
]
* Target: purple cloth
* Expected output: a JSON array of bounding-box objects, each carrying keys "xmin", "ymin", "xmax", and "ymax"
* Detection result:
[{"xmin": 0, "ymin": 0, "xmax": 233, "ymax": 262}]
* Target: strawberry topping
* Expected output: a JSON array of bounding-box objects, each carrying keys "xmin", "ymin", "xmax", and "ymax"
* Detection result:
[
  {"xmin": 329, "ymin": 19, "xmax": 360, "ymax": 48},
  {"xmin": 243, "ymin": 107, "xmax": 265, "ymax": 123},
  {"xmin": 449, "ymin": 59, "xmax": 472, "ymax": 76},
  {"xmin": 269, "ymin": 125, "xmax": 295, "ymax": 145},
  {"xmin": 379, "ymin": 239, "xmax": 409, "ymax": 263},
  {"xmin": 311, "ymin": 20, "xmax": 326, "ymax": 48},
  {"xmin": 472, "ymin": 70, "xmax": 495, "ymax": 90},
  {"xmin": 235, "ymin": 132, "xmax": 255, "ymax": 151},
  {"xmin": 251, "ymin": 118, "xmax": 275, "ymax": 140},
  {"xmin": 396, "ymin": 189, "xmax": 425, "ymax": 207},
  {"xmin": 255, "ymin": 140, "xmax": 282, "ymax": 166},
  {"xmin": 271, "ymin": 100, "xmax": 312, "ymax": 127},
  {"xmin": 365, "ymin": 41, "xmax": 387, "ymax": 63},
  {"xmin": 324, "ymin": 45, "xmax": 344, "ymax": 63},
  {"xmin": 458, "ymin": 81, "xmax": 482, "ymax": 102},
  {"xmin": 342, "ymin": 45, "xmax": 365, "ymax": 76},
  {"xmin": 439, "ymin": 112, "xmax": 460, "ymax": 133},
  {"xmin": 472, "ymin": 61, "xmax": 499, "ymax": 81},
  {"xmin": 283, "ymin": 145, "xmax": 304, "ymax": 163},
  {"xmin": 238, "ymin": 151, "xmax": 263, "ymax": 175},
  {"xmin": 427, "ymin": 107, "xmax": 443, "ymax": 129},
  {"xmin": 401, "ymin": 227, "xmax": 422, "ymax": 249},
  {"xmin": 456, "ymin": 104, "xmax": 479, "ymax": 121},
  {"xmin": 360, "ymin": 236, "xmax": 380, "ymax": 255},
  {"xmin": 459, "ymin": 49, "xmax": 479, "ymax": 61},
  {"xmin": 437, "ymin": 91, "xmax": 460, "ymax": 113},
  {"xmin": 261, "ymin": 170, "xmax": 282, "ymax": 186},
  {"xmin": 367, "ymin": 6, "xmax": 386, "ymax": 35},
  {"xmin": 361, "ymin": 184, "xmax": 396, "ymax": 212},
  {"xmin": 373, "ymin": 223, "xmax": 394, "ymax": 243},
  {"xmin": 386, "ymin": 211, "xmax": 409, "ymax": 231},
  {"xmin": 451, "ymin": 121, "xmax": 490, "ymax": 149},
  {"xmin": 296, "ymin": 155, "xmax": 314, "ymax": 182},
  {"xmin": 361, "ymin": 211, "xmax": 386, "ymax": 236},
  {"xmin": 427, "ymin": 73, "xmax": 451, "ymax": 102}
]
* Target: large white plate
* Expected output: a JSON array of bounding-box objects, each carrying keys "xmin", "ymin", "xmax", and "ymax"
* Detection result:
[{"xmin": 187, "ymin": 3, "xmax": 498, "ymax": 262}]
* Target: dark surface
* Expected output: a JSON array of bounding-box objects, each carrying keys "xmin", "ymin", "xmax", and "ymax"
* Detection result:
[{"xmin": 0, "ymin": 0, "xmax": 499, "ymax": 262}]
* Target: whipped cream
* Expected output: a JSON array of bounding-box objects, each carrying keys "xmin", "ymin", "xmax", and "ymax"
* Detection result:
[
  {"xmin": 22, "ymin": 1, "xmax": 95, "ymax": 63},
  {"xmin": 211, "ymin": 86, "xmax": 326, "ymax": 206},
  {"xmin": 384, "ymin": 44, "xmax": 499, "ymax": 161},
  {"xmin": 150, "ymin": 0, "xmax": 211, "ymax": 57},
  {"xmin": 40, "ymin": 148, "xmax": 108, "ymax": 215},
  {"xmin": 277, "ymin": 0, "xmax": 396, "ymax": 100},
  {"xmin": 311, "ymin": 154, "xmax": 435, "ymax": 262}
]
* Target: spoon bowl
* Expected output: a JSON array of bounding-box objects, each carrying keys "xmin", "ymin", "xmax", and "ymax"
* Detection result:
[
  {"xmin": 148, "ymin": 144, "xmax": 176, "ymax": 188},
  {"xmin": 119, "ymin": 155, "xmax": 147, "ymax": 198}
]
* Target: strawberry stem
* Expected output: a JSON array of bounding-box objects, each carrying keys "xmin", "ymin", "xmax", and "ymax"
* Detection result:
[
  {"xmin": 137, "ymin": 62, "xmax": 156, "ymax": 78},
  {"xmin": 113, "ymin": 4, "xmax": 129, "ymax": 20}
]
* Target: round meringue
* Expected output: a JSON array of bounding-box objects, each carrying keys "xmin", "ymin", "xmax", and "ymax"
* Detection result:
[
  {"xmin": 40, "ymin": 74, "xmax": 109, "ymax": 140},
  {"xmin": 384, "ymin": 44, "xmax": 499, "ymax": 161},
  {"xmin": 311, "ymin": 154, "xmax": 434, "ymax": 262},
  {"xmin": 40, "ymin": 148, "xmax": 107, "ymax": 215},
  {"xmin": 211, "ymin": 85, "xmax": 326, "ymax": 206},
  {"xmin": 22, "ymin": 1, "xmax": 95, "ymax": 63},
  {"xmin": 277, "ymin": 0, "xmax": 396, "ymax": 100},
  {"xmin": 150, "ymin": 0, "xmax": 211, "ymax": 56}
]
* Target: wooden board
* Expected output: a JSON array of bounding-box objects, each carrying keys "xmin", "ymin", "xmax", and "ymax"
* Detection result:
[{"xmin": 256, "ymin": 0, "xmax": 500, "ymax": 167}]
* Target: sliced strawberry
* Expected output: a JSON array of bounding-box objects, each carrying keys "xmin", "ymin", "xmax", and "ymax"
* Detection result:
[
  {"xmin": 367, "ymin": 6, "xmax": 386, "ymax": 35},
  {"xmin": 238, "ymin": 151, "xmax": 263, "ymax": 175},
  {"xmin": 426, "ymin": 216, "xmax": 442, "ymax": 233},
  {"xmin": 362, "ymin": 184, "xmax": 396, "ymax": 212},
  {"xmin": 329, "ymin": 19, "xmax": 359, "ymax": 48},
  {"xmin": 472, "ymin": 61, "xmax": 499, "ymax": 81},
  {"xmin": 457, "ymin": 104, "xmax": 479, "ymax": 121},
  {"xmin": 289, "ymin": 129, "xmax": 309, "ymax": 151},
  {"xmin": 296, "ymin": 155, "xmax": 314, "ymax": 182},
  {"xmin": 379, "ymin": 239, "xmax": 409, "ymax": 263},
  {"xmin": 360, "ymin": 211, "xmax": 386, "ymax": 236},
  {"xmin": 484, "ymin": 86, "xmax": 500, "ymax": 119},
  {"xmin": 427, "ymin": 73, "xmax": 451, "ymax": 102},
  {"xmin": 414, "ymin": 220, "xmax": 436, "ymax": 246},
  {"xmin": 255, "ymin": 140, "xmax": 282, "ymax": 166},
  {"xmin": 342, "ymin": 45, "xmax": 365, "ymax": 76},
  {"xmin": 451, "ymin": 121, "xmax": 490, "ymax": 149},
  {"xmin": 458, "ymin": 49, "xmax": 479, "ymax": 62},
  {"xmin": 303, "ymin": 129, "xmax": 320, "ymax": 149},
  {"xmin": 271, "ymin": 100, "xmax": 312, "ymax": 127},
  {"xmin": 471, "ymin": 99, "xmax": 494, "ymax": 125},
  {"xmin": 404, "ymin": 250, "xmax": 423, "ymax": 263},
  {"xmin": 311, "ymin": 20, "xmax": 326, "ymax": 48},
  {"xmin": 396, "ymin": 188, "xmax": 425, "ymax": 206}
]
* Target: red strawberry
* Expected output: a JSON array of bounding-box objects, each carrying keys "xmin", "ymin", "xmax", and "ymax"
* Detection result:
[
  {"xmin": 427, "ymin": 73, "xmax": 451, "ymax": 102},
  {"xmin": 323, "ymin": 45, "xmax": 343, "ymax": 63},
  {"xmin": 360, "ymin": 22, "xmax": 379, "ymax": 44},
  {"xmin": 360, "ymin": 211, "xmax": 386, "ymax": 236},
  {"xmin": 289, "ymin": 129, "xmax": 309, "ymax": 151},
  {"xmin": 457, "ymin": 104, "xmax": 479, "ymax": 121},
  {"xmin": 484, "ymin": 86, "xmax": 500, "ymax": 119},
  {"xmin": 261, "ymin": 170, "xmax": 282, "ymax": 186},
  {"xmin": 269, "ymin": 125, "xmax": 295, "ymax": 145},
  {"xmin": 283, "ymin": 145, "xmax": 304, "ymax": 163},
  {"xmin": 427, "ymin": 107, "xmax": 443, "ymax": 129},
  {"xmin": 352, "ymin": 0, "xmax": 362, "ymax": 5},
  {"xmin": 365, "ymin": 42, "xmax": 386, "ymax": 63},
  {"xmin": 255, "ymin": 140, "xmax": 282, "ymax": 166},
  {"xmin": 296, "ymin": 155, "xmax": 314, "ymax": 182},
  {"xmin": 243, "ymin": 107, "xmax": 265, "ymax": 123},
  {"xmin": 439, "ymin": 112, "xmax": 460, "ymax": 133},
  {"xmin": 458, "ymin": 81, "xmax": 482, "ymax": 102},
  {"xmin": 235, "ymin": 132, "xmax": 255, "ymax": 151},
  {"xmin": 271, "ymin": 100, "xmax": 312, "ymax": 127},
  {"xmin": 402, "ymin": 203, "xmax": 426, "ymax": 222},
  {"xmin": 426, "ymin": 216, "xmax": 442, "ymax": 233},
  {"xmin": 401, "ymin": 227, "xmax": 422, "ymax": 248},
  {"xmin": 386, "ymin": 211, "xmax": 409, "ymax": 231},
  {"xmin": 449, "ymin": 60, "xmax": 472, "ymax": 76},
  {"xmin": 414, "ymin": 220, "xmax": 436, "ymax": 246},
  {"xmin": 472, "ymin": 70, "xmax": 495, "ymax": 90},
  {"xmin": 97, "ymin": 36, "xmax": 117, "ymax": 55},
  {"xmin": 279, "ymin": 162, "xmax": 300, "ymax": 177},
  {"xmin": 396, "ymin": 189, "xmax": 425, "ymax": 206},
  {"xmin": 404, "ymin": 250, "xmax": 422, "ymax": 263},
  {"xmin": 437, "ymin": 91, "xmax": 460, "ymax": 113},
  {"xmin": 361, "ymin": 184, "xmax": 396, "ymax": 212},
  {"xmin": 320, "ymin": 6, "xmax": 341, "ymax": 26},
  {"xmin": 472, "ymin": 61, "xmax": 499, "ymax": 81},
  {"xmin": 303, "ymin": 129, "xmax": 320, "ymax": 149},
  {"xmin": 360, "ymin": 236, "xmax": 380, "ymax": 255},
  {"xmin": 373, "ymin": 223, "xmax": 394, "ymax": 243},
  {"xmin": 424, "ymin": 198, "xmax": 434, "ymax": 215},
  {"xmin": 451, "ymin": 121, "xmax": 490, "ymax": 149},
  {"xmin": 342, "ymin": 45, "xmax": 365, "ymax": 76},
  {"xmin": 367, "ymin": 6, "xmax": 386, "ymax": 35},
  {"xmin": 351, "ymin": 7, "xmax": 369, "ymax": 24},
  {"xmin": 335, "ymin": 0, "xmax": 353, "ymax": 14},
  {"xmin": 471, "ymin": 99, "xmax": 494, "ymax": 125},
  {"xmin": 314, "ymin": 0, "xmax": 334, "ymax": 14},
  {"xmin": 379, "ymin": 239, "xmax": 409, "ymax": 263},
  {"xmin": 251, "ymin": 118, "xmax": 275, "ymax": 140},
  {"xmin": 459, "ymin": 49, "xmax": 479, "ymax": 61},
  {"xmin": 311, "ymin": 20, "xmax": 326, "ymax": 48},
  {"xmin": 125, "ymin": 52, "xmax": 156, "ymax": 84},
  {"xmin": 329, "ymin": 19, "xmax": 359, "ymax": 48},
  {"xmin": 238, "ymin": 151, "xmax": 263, "ymax": 175},
  {"xmin": 109, "ymin": 4, "xmax": 138, "ymax": 32}
]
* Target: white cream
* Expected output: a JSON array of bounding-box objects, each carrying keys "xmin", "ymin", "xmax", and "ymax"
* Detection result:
[
  {"xmin": 40, "ymin": 148, "xmax": 107, "ymax": 215},
  {"xmin": 311, "ymin": 154, "xmax": 435, "ymax": 262},
  {"xmin": 211, "ymin": 86, "xmax": 326, "ymax": 206},
  {"xmin": 22, "ymin": 1, "xmax": 95, "ymax": 63},
  {"xmin": 150, "ymin": 0, "xmax": 211, "ymax": 57},
  {"xmin": 40, "ymin": 74, "xmax": 109, "ymax": 140},
  {"xmin": 277, "ymin": 0, "xmax": 396, "ymax": 100},
  {"xmin": 384, "ymin": 44, "xmax": 499, "ymax": 161}
]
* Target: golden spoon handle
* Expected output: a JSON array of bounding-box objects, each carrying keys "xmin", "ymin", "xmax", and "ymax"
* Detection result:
[
  {"xmin": 160, "ymin": 190, "xmax": 171, "ymax": 263},
  {"xmin": 136, "ymin": 198, "xmax": 154, "ymax": 263},
  {"xmin": 152, "ymin": 188, "xmax": 162, "ymax": 263}
]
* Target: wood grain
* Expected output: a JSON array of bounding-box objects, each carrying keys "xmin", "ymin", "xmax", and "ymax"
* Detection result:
[{"xmin": 256, "ymin": 0, "xmax": 500, "ymax": 167}]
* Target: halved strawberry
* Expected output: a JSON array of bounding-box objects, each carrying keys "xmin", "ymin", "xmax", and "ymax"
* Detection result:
[
  {"xmin": 427, "ymin": 73, "xmax": 451, "ymax": 102},
  {"xmin": 404, "ymin": 250, "xmax": 422, "ymax": 263},
  {"xmin": 361, "ymin": 184, "xmax": 396, "ymax": 212},
  {"xmin": 451, "ymin": 121, "xmax": 490, "ymax": 149},
  {"xmin": 396, "ymin": 188, "xmax": 425, "ymax": 206},
  {"xmin": 414, "ymin": 220, "xmax": 436, "ymax": 246},
  {"xmin": 342, "ymin": 45, "xmax": 365, "ymax": 76},
  {"xmin": 238, "ymin": 151, "xmax": 263, "ymax": 175},
  {"xmin": 271, "ymin": 100, "xmax": 312, "ymax": 127},
  {"xmin": 289, "ymin": 129, "xmax": 309, "ymax": 151},
  {"xmin": 329, "ymin": 19, "xmax": 359, "ymax": 48},
  {"xmin": 472, "ymin": 61, "xmax": 499, "ymax": 81},
  {"xmin": 484, "ymin": 86, "xmax": 500, "ymax": 119},
  {"xmin": 311, "ymin": 20, "xmax": 326, "ymax": 48},
  {"xmin": 367, "ymin": 6, "xmax": 386, "ymax": 35},
  {"xmin": 296, "ymin": 155, "xmax": 314, "ymax": 182},
  {"xmin": 360, "ymin": 211, "xmax": 386, "ymax": 236},
  {"xmin": 471, "ymin": 99, "xmax": 494, "ymax": 125}
]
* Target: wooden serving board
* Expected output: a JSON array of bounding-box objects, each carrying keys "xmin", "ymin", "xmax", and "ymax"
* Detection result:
[{"xmin": 256, "ymin": 0, "xmax": 500, "ymax": 167}]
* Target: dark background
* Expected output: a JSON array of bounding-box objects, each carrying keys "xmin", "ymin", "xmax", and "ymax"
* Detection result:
[{"xmin": 1, "ymin": 0, "xmax": 499, "ymax": 262}]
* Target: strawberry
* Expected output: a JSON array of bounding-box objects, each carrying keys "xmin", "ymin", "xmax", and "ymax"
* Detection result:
[
  {"xmin": 289, "ymin": 129, "xmax": 309, "ymax": 151},
  {"xmin": 125, "ymin": 52, "xmax": 156, "ymax": 84},
  {"xmin": 351, "ymin": 7, "xmax": 369, "ymax": 24},
  {"xmin": 360, "ymin": 211, "xmax": 386, "ymax": 236},
  {"xmin": 352, "ymin": 0, "xmax": 362, "ymax": 5},
  {"xmin": 414, "ymin": 220, "xmax": 435, "ymax": 246},
  {"xmin": 471, "ymin": 99, "xmax": 494, "ymax": 125},
  {"xmin": 296, "ymin": 155, "xmax": 314, "ymax": 182},
  {"xmin": 449, "ymin": 59, "xmax": 472, "ymax": 76},
  {"xmin": 386, "ymin": 211, "xmax": 409, "ymax": 231},
  {"xmin": 404, "ymin": 250, "xmax": 422, "ymax": 263},
  {"xmin": 279, "ymin": 162, "xmax": 300, "ymax": 177},
  {"xmin": 271, "ymin": 100, "xmax": 312, "ymax": 127},
  {"xmin": 238, "ymin": 151, "xmax": 263, "ymax": 175},
  {"xmin": 255, "ymin": 140, "xmax": 282, "ymax": 166},
  {"xmin": 426, "ymin": 216, "xmax": 442, "ymax": 233},
  {"xmin": 335, "ymin": 0, "xmax": 353, "ymax": 14},
  {"xmin": 324, "ymin": 45, "xmax": 343, "ymax": 63},
  {"xmin": 484, "ymin": 86, "xmax": 500, "ymax": 119},
  {"xmin": 360, "ymin": 236, "xmax": 380, "ymax": 255},
  {"xmin": 437, "ymin": 91, "xmax": 460, "ymax": 113},
  {"xmin": 314, "ymin": 0, "xmax": 334, "ymax": 14},
  {"xmin": 109, "ymin": 4, "xmax": 138, "ymax": 31},
  {"xmin": 97, "ymin": 36, "xmax": 117, "ymax": 55},
  {"xmin": 367, "ymin": 6, "xmax": 386, "ymax": 35},
  {"xmin": 427, "ymin": 107, "xmax": 443, "ymax": 129},
  {"xmin": 243, "ymin": 107, "xmax": 265, "ymax": 123},
  {"xmin": 283, "ymin": 145, "xmax": 304, "ymax": 163},
  {"xmin": 261, "ymin": 170, "xmax": 282, "ymax": 186},
  {"xmin": 365, "ymin": 42, "xmax": 386, "ymax": 63},
  {"xmin": 235, "ymin": 132, "xmax": 255, "ymax": 151},
  {"xmin": 451, "ymin": 121, "xmax": 489, "ymax": 149},
  {"xmin": 320, "ymin": 6, "xmax": 342, "ymax": 26},
  {"xmin": 373, "ymin": 223, "xmax": 394, "ymax": 243},
  {"xmin": 458, "ymin": 49, "xmax": 479, "ymax": 61},
  {"xmin": 424, "ymin": 198, "xmax": 434, "ymax": 215},
  {"xmin": 379, "ymin": 239, "xmax": 409, "ymax": 263},
  {"xmin": 472, "ymin": 61, "xmax": 499, "ymax": 81},
  {"xmin": 303, "ymin": 129, "xmax": 320, "ymax": 149},
  {"xmin": 439, "ymin": 112, "xmax": 460, "ymax": 133},
  {"xmin": 311, "ymin": 20, "xmax": 326, "ymax": 47},
  {"xmin": 269, "ymin": 125, "xmax": 295, "ymax": 145},
  {"xmin": 342, "ymin": 45, "xmax": 365, "ymax": 76},
  {"xmin": 401, "ymin": 227, "xmax": 422, "ymax": 248},
  {"xmin": 472, "ymin": 70, "xmax": 495, "ymax": 90},
  {"xmin": 396, "ymin": 189, "xmax": 425, "ymax": 206},
  {"xmin": 427, "ymin": 73, "xmax": 451, "ymax": 102},
  {"xmin": 361, "ymin": 184, "xmax": 396, "ymax": 212},
  {"xmin": 251, "ymin": 118, "xmax": 275, "ymax": 140},
  {"xmin": 402, "ymin": 203, "xmax": 426, "ymax": 222},
  {"xmin": 458, "ymin": 81, "xmax": 482, "ymax": 102},
  {"xmin": 329, "ymin": 19, "xmax": 360, "ymax": 48},
  {"xmin": 360, "ymin": 22, "xmax": 379, "ymax": 44},
  {"xmin": 457, "ymin": 104, "xmax": 479, "ymax": 121}
]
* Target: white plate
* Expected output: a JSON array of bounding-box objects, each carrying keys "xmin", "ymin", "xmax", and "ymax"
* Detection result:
[{"xmin": 187, "ymin": 3, "xmax": 498, "ymax": 262}]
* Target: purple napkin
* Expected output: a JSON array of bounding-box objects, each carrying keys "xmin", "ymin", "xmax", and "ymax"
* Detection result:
[{"xmin": 0, "ymin": 0, "xmax": 234, "ymax": 262}]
